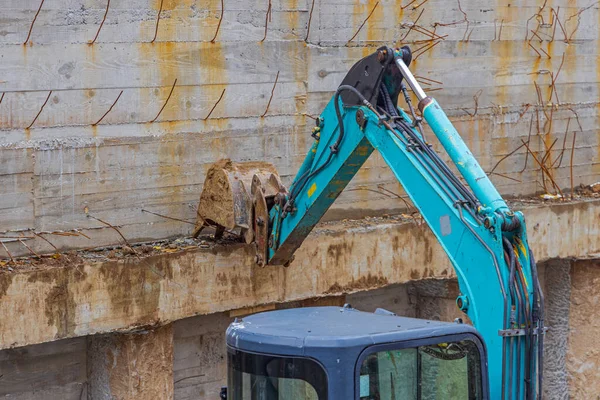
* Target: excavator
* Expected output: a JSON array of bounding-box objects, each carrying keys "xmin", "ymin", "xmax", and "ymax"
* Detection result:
[{"xmin": 195, "ymin": 46, "xmax": 545, "ymax": 400}]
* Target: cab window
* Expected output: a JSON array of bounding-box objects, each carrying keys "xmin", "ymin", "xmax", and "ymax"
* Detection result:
[
  {"xmin": 358, "ymin": 339, "xmax": 484, "ymax": 400},
  {"xmin": 228, "ymin": 348, "xmax": 327, "ymax": 400}
]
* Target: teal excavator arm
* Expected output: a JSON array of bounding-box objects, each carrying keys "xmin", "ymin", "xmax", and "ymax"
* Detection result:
[{"xmin": 264, "ymin": 47, "xmax": 545, "ymax": 399}]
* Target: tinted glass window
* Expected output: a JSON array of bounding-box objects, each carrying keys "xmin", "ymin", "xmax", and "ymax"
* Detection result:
[
  {"xmin": 228, "ymin": 348, "xmax": 327, "ymax": 400},
  {"xmin": 359, "ymin": 340, "xmax": 483, "ymax": 400}
]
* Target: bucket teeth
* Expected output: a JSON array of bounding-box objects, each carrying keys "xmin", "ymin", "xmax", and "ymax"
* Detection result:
[{"xmin": 194, "ymin": 159, "xmax": 285, "ymax": 243}]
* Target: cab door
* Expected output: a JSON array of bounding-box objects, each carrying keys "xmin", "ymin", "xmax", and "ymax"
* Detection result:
[
  {"xmin": 356, "ymin": 334, "xmax": 489, "ymax": 400},
  {"xmin": 227, "ymin": 348, "xmax": 328, "ymax": 400}
]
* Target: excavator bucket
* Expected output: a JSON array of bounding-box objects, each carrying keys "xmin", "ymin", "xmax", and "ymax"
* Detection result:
[{"xmin": 194, "ymin": 159, "xmax": 285, "ymax": 247}]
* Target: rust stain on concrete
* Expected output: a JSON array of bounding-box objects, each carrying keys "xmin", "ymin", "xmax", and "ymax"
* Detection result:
[
  {"xmin": 97, "ymin": 256, "xmax": 171, "ymax": 324},
  {"xmin": 287, "ymin": 0, "xmax": 300, "ymax": 40},
  {"xmin": 0, "ymin": 273, "xmax": 14, "ymax": 299},
  {"xmin": 26, "ymin": 268, "xmax": 83, "ymax": 339}
]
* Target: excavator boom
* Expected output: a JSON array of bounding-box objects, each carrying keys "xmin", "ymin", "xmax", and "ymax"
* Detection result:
[{"xmin": 199, "ymin": 46, "xmax": 545, "ymax": 399}]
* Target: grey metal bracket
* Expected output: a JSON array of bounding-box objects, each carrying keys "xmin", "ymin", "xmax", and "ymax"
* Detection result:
[{"xmin": 498, "ymin": 327, "xmax": 549, "ymax": 337}]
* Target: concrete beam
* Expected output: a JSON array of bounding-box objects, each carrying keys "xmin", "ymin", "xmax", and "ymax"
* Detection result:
[{"xmin": 0, "ymin": 199, "xmax": 599, "ymax": 350}]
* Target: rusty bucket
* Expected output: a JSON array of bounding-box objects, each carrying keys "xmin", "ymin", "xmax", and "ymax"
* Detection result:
[{"xmin": 194, "ymin": 159, "xmax": 285, "ymax": 245}]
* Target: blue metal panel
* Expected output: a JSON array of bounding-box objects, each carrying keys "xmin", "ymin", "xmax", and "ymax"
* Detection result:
[
  {"xmin": 421, "ymin": 99, "xmax": 508, "ymax": 212},
  {"xmin": 268, "ymin": 97, "xmax": 374, "ymax": 265}
]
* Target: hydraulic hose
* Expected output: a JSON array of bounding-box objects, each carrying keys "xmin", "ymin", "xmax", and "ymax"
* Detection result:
[
  {"xmin": 504, "ymin": 238, "xmax": 518, "ymax": 400},
  {"xmin": 333, "ymin": 85, "xmax": 372, "ymax": 152},
  {"xmin": 530, "ymin": 251, "xmax": 544, "ymax": 398},
  {"xmin": 396, "ymin": 117, "xmax": 481, "ymax": 212},
  {"xmin": 286, "ymin": 85, "xmax": 372, "ymax": 210}
]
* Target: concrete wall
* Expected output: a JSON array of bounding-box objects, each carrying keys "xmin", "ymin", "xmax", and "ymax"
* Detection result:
[
  {"xmin": 2, "ymin": 0, "xmax": 600, "ymax": 256},
  {"xmin": 2, "ymin": 258, "xmax": 598, "ymax": 399}
]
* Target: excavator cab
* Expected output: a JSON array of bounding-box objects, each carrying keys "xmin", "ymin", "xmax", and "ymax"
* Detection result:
[{"xmin": 224, "ymin": 306, "xmax": 489, "ymax": 399}]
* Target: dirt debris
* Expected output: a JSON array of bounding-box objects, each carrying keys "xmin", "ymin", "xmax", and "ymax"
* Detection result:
[
  {"xmin": 0, "ymin": 234, "xmax": 237, "ymax": 273},
  {"xmin": 576, "ymin": 182, "xmax": 600, "ymax": 197},
  {"xmin": 1, "ymin": 192, "xmax": 599, "ymax": 271}
]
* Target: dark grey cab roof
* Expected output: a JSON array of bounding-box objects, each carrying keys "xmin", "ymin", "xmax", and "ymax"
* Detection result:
[{"xmin": 227, "ymin": 306, "xmax": 480, "ymax": 356}]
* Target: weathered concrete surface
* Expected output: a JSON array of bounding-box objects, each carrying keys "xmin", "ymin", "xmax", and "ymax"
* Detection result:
[
  {"xmin": 0, "ymin": 337, "xmax": 87, "ymax": 399},
  {"xmin": 173, "ymin": 313, "xmax": 231, "ymax": 400},
  {"xmin": 0, "ymin": 199, "xmax": 598, "ymax": 351},
  {"xmin": 542, "ymin": 259, "xmax": 571, "ymax": 400},
  {"xmin": 2, "ymin": 260, "xmax": 600, "ymax": 400},
  {"xmin": 1, "ymin": 0, "xmax": 599, "ymax": 257},
  {"xmin": 88, "ymin": 324, "xmax": 174, "ymax": 400},
  {"xmin": 566, "ymin": 259, "xmax": 600, "ymax": 399}
]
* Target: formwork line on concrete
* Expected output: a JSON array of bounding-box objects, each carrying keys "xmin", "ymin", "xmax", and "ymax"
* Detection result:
[
  {"xmin": 0, "ymin": 112, "xmax": 324, "ymax": 136},
  {"xmin": 0, "ymin": 79, "xmax": 289, "ymax": 96},
  {"xmin": 1, "ymin": 102, "xmax": 595, "ymax": 138}
]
